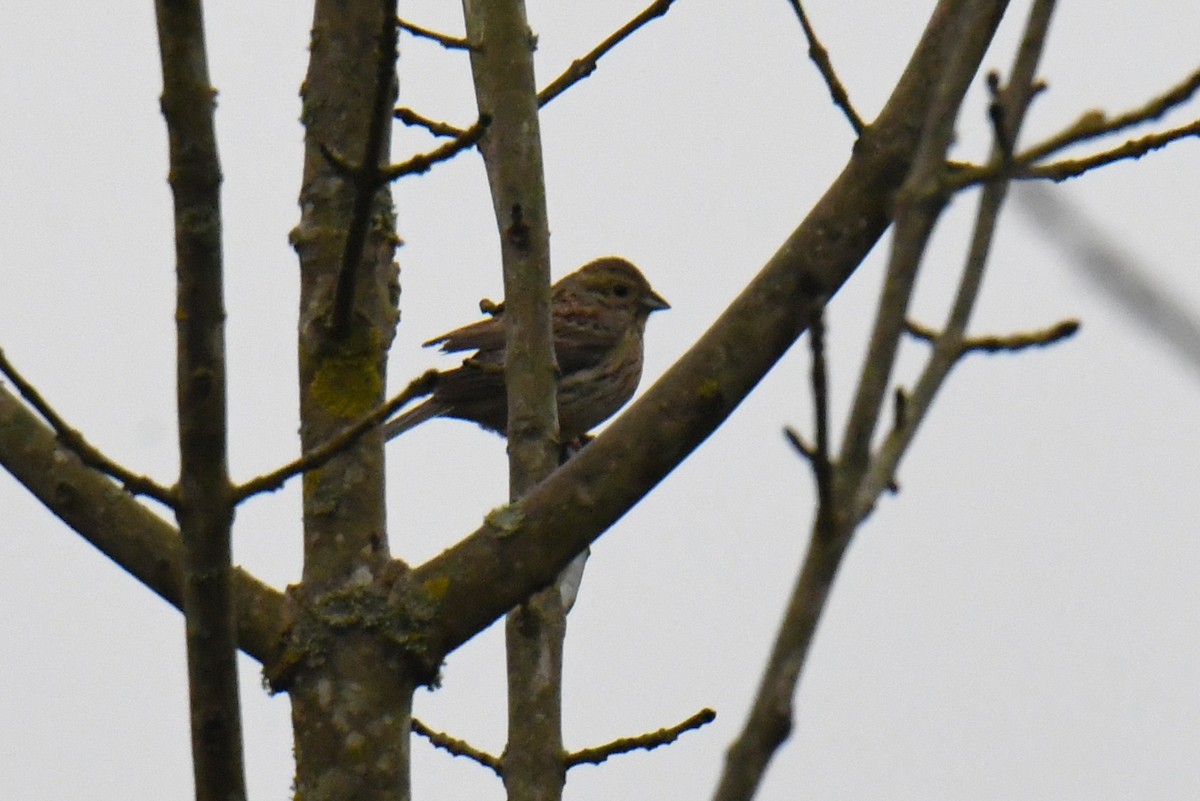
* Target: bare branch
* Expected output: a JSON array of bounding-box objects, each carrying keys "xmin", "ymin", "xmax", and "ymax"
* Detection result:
[
  {"xmin": 1026, "ymin": 118, "xmax": 1199, "ymax": 181},
  {"xmin": 390, "ymin": 0, "xmax": 680, "ymax": 181},
  {"xmin": 838, "ymin": 0, "xmax": 1000, "ymax": 487},
  {"xmin": 234, "ymin": 370, "xmax": 438, "ymax": 503},
  {"xmin": 1021, "ymin": 66, "xmax": 1200, "ymax": 163},
  {"xmin": 410, "ymin": 718, "xmax": 502, "ymax": 775},
  {"xmin": 382, "ymin": 116, "xmax": 489, "ymax": 181},
  {"xmin": 565, "ymin": 708, "xmax": 716, "ymax": 768},
  {"xmin": 537, "ymin": 0, "xmax": 680, "ymax": 108},
  {"xmin": 0, "ymin": 384, "xmax": 286, "ymax": 665},
  {"xmin": 950, "ymin": 67, "xmax": 1200, "ymax": 189},
  {"xmin": 0, "ymin": 348, "xmax": 175, "ymax": 505},
  {"xmin": 396, "ymin": 17, "xmax": 473, "ymax": 50},
  {"xmin": 851, "ymin": 0, "xmax": 1059, "ymax": 523},
  {"xmin": 716, "ymin": 6, "xmax": 1017, "ymax": 801},
  {"xmin": 393, "ymin": 106, "xmax": 468, "ymax": 138},
  {"xmin": 461, "ymin": 0, "xmax": 563, "ymax": 796},
  {"xmin": 784, "ymin": 0, "xmax": 864, "ymax": 134},
  {"xmin": 154, "ymin": 0, "xmax": 246, "ymax": 794},
  {"xmin": 806, "ymin": 310, "xmax": 835, "ymax": 521},
  {"xmin": 905, "ymin": 317, "xmax": 1079, "ymax": 354}
]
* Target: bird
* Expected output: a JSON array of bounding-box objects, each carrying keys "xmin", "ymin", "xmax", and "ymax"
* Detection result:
[{"xmin": 384, "ymin": 257, "xmax": 668, "ymax": 441}]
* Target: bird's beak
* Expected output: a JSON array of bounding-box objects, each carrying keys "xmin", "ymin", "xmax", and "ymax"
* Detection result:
[{"xmin": 642, "ymin": 290, "xmax": 670, "ymax": 312}]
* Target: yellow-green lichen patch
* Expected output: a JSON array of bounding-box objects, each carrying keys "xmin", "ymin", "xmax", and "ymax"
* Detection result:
[
  {"xmin": 421, "ymin": 575, "xmax": 450, "ymax": 601},
  {"xmin": 484, "ymin": 504, "xmax": 524, "ymax": 536},
  {"xmin": 310, "ymin": 351, "xmax": 382, "ymax": 419}
]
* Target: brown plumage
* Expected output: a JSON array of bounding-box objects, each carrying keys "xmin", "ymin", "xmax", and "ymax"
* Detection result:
[{"xmin": 384, "ymin": 257, "xmax": 668, "ymax": 441}]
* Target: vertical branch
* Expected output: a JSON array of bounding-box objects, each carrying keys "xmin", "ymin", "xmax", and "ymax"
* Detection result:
[
  {"xmin": 153, "ymin": 1, "xmax": 244, "ymax": 800},
  {"xmin": 290, "ymin": 1, "xmax": 411, "ymax": 799},
  {"xmin": 459, "ymin": 1, "xmax": 563, "ymax": 800},
  {"xmin": 460, "ymin": 1, "xmax": 558, "ymax": 483}
]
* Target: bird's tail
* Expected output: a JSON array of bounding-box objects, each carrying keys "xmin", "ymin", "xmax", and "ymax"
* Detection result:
[{"xmin": 383, "ymin": 398, "xmax": 445, "ymax": 441}]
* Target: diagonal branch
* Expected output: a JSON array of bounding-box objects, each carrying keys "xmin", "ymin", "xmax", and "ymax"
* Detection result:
[
  {"xmin": 851, "ymin": 0, "xmax": 1057, "ymax": 522},
  {"xmin": 382, "ymin": 117, "xmax": 489, "ymax": 180},
  {"xmin": 1019, "ymin": 66, "xmax": 1200, "ymax": 163},
  {"xmin": 784, "ymin": 0, "xmax": 864, "ymax": 134},
  {"xmin": 329, "ymin": 9, "xmax": 399, "ymax": 339},
  {"xmin": 393, "ymin": 106, "xmax": 467, "ymax": 138},
  {"xmin": 405, "ymin": 0, "xmax": 1012, "ymax": 673},
  {"xmin": 0, "ymin": 348, "xmax": 175, "ymax": 505},
  {"xmin": 1024, "ymin": 118, "xmax": 1200, "ymax": 181},
  {"xmin": 390, "ymin": 0, "xmax": 681, "ymax": 175},
  {"xmin": 713, "ymin": 6, "xmax": 1024, "ymax": 801},
  {"xmin": 0, "ymin": 384, "xmax": 286, "ymax": 666},
  {"xmin": 234, "ymin": 370, "xmax": 437, "ymax": 503},
  {"xmin": 537, "ymin": 0, "xmax": 680, "ymax": 108},
  {"xmin": 948, "ymin": 67, "xmax": 1200, "ymax": 190}
]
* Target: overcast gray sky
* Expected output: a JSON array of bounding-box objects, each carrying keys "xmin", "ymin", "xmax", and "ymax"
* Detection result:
[{"xmin": 2, "ymin": 2, "xmax": 1199, "ymax": 799}]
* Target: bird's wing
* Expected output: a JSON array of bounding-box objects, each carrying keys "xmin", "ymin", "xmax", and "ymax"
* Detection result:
[
  {"xmin": 424, "ymin": 315, "xmax": 505, "ymax": 353},
  {"xmin": 552, "ymin": 312, "xmax": 623, "ymax": 375},
  {"xmin": 426, "ymin": 308, "xmax": 624, "ymax": 374}
]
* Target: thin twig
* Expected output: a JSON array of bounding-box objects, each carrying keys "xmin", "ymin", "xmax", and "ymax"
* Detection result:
[
  {"xmin": 784, "ymin": 0, "xmax": 864, "ymax": 134},
  {"xmin": 382, "ymin": 116, "xmax": 489, "ymax": 180},
  {"xmin": 537, "ymin": 0, "xmax": 680, "ymax": 108},
  {"xmin": 782, "ymin": 426, "xmax": 816, "ymax": 461},
  {"xmin": 234, "ymin": 370, "xmax": 438, "ymax": 502},
  {"xmin": 565, "ymin": 708, "xmax": 716, "ymax": 768},
  {"xmin": 0, "ymin": 348, "xmax": 176, "ymax": 505},
  {"xmin": 388, "ymin": 0, "xmax": 681, "ymax": 182},
  {"xmin": 905, "ymin": 318, "xmax": 1079, "ymax": 354},
  {"xmin": 1020, "ymin": 66, "xmax": 1200, "ymax": 164},
  {"xmin": 948, "ymin": 66, "xmax": 1200, "ymax": 190},
  {"xmin": 1025, "ymin": 118, "xmax": 1200, "ymax": 182},
  {"xmin": 410, "ymin": 718, "xmax": 502, "ymax": 775},
  {"xmin": 396, "ymin": 17, "xmax": 473, "ymax": 50},
  {"xmin": 807, "ymin": 309, "xmax": 835, "ymax": 522},
  {"xmin": 393, "ymin": 107, "xmax": 467, "ymax": 138},
  {"xmin": 330, "ymin": 10, "xmax": 399, "ymax": 339},
  {"xmin": 953, "ymin": 116, "xmax": 1200, "ymax": 188}
]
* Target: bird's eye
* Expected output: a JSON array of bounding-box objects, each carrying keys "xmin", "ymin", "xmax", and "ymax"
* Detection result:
[{"xmin": 611, "ymin": 284, "xmax": 631, "ymax": 299}]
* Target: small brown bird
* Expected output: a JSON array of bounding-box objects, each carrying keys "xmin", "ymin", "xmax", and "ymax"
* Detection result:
[{"xmin": 384, "ymin": 257, "xmax": 668, "ymax": 441}]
